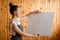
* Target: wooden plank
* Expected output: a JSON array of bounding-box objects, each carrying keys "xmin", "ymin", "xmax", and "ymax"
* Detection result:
[
  {"xmin": 0, "ymin": 0, "xmax": 2, "ymax": 40},
  {"xmin": 7, "ymin": 0, "xmax": 11, "ymax": 40}
]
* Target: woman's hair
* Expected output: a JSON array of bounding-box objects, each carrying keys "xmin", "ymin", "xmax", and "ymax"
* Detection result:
[{"xmin": 9, "ymin": 3, "xmax": 19, "ymax": 15}]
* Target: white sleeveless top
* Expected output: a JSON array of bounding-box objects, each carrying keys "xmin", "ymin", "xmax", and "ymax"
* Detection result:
[{"xmin": 10, "ymin": 18, "xmax": 21, "ymax": 36}]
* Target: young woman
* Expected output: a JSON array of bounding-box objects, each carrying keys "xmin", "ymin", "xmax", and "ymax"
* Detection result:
[{"xmin": 9, "ymin": 3, "xmax": 39, "ymax": 40}]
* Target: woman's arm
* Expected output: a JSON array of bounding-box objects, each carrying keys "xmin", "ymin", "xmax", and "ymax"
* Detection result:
[
  {"xmin": 25, "ymin": 10, "xmax": 41, "ymax": 16},
  {"xmin": 12, "ymin": 23, "xmax": 37, "ymax": 38},
  {"xmin": 20, "ymin": 10, "xmax": 41, "ymax": 20}
]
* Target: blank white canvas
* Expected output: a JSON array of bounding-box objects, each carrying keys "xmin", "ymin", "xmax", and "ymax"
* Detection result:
[{"xmin": 26, "ymin": 12, "xmax": 54, "ymax": 36}]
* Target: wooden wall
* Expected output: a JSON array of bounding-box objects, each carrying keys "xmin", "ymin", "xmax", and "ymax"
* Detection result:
[{"xmin": 0, "ymin": 0, "xmax": 60, "ymax": 40}]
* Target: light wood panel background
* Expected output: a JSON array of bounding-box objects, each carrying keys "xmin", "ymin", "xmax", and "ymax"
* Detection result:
[{"xmin": 0, "ymin": 0, "xmax": 60, "ymax": 40}]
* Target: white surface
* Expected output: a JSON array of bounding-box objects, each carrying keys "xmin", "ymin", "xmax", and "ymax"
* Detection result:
[{"xmin": 26, "ymin": 12, "xmax": 54, "ymax": 36}]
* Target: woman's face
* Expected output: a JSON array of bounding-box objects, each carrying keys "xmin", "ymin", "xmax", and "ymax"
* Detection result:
[{"xmin": 16, "ymin": 8, "xmax": 20, "ymax": 17}]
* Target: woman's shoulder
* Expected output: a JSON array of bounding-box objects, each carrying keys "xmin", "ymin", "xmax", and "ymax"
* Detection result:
[{"xmin": 10, "ymin": 19, "xmax": 17, "ymax": 25}]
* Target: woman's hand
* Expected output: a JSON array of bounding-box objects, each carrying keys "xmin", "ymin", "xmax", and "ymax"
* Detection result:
[
  {"xmin": 32, "ymin": 34, "xmax": 38, "ymax": 38},
  {"xmin": 32, "ymin": 10, "xmax": 41, "ymax": 14}
]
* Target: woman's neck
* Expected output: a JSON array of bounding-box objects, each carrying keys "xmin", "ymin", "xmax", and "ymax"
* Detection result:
[{"xmin": 12, "ymin": 15, "xmax": 19, "ymax": 19}]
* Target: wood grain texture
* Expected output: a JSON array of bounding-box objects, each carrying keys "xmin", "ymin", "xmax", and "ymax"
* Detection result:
[{"xmin": 0, "ymin": 0, "xmax": 60, "ymax": 40}]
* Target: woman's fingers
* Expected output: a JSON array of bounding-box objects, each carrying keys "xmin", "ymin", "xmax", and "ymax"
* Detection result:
[
  {"xmin": 33, "ymin": 34, "xmax": 39, "ymax": 38},
  {"xmin": 34, "ymin": 10, "xmax": 41, "ymax": 13}
]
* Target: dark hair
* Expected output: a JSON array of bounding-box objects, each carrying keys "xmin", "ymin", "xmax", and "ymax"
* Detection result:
[{"xmin": 9, "ymin": 3, "xmax": 19, "ymax": 15}]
